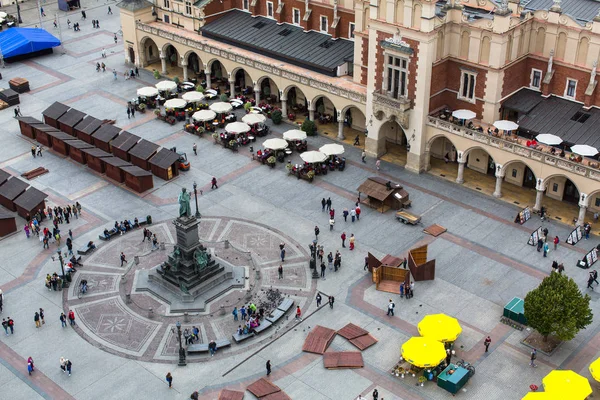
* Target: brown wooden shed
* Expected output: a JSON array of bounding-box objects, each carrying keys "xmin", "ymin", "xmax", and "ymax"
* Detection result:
[
  {"xmin": 42, "ymin": 102, "xmax": 70, "ymax": 128},
  {"xmin": 13, "ymin": 187, "xmax": 48, "ymax": 219},
  {"xmin": 111, "ymin": 131, "xmax": 140, "ymax": 161},
  {"xmin": 57, "ymin": 109, "xmax": 86, "ymax": 136},
  {"xmin": 67, "ymin": 140, "xmax": 95, "ymax": 164},
  {"xmin": 74, "ymin": 116, "xmax": 103, "ymax": 144},
  {"xmin": 81, "ymin": 148, "xmax": 112, "ymax": 174},
  {"xmin": 0, "ymin": 178, "xmax": 28, "ymax": 211},
  {"xmin": 47, "ymin": 131, "xmax": 77, "ymax": 156},
  {"xmin": 104, "ymin": 157, "xmax": 132, "ymax": 183},
  {"xmin": 128, "ymin": 139, "xmax": 159, "ymax": 171},
  {"xmin": 0, "ymin": 211, "xmax": 17, "ymax": 237},
  {"xmin": 149, "ymin": 148, "xmax": 180, "ymax": 180},
  {"xmin": 92, "ymin": 125, "xmax": 121, "ymax": 153},
  {"xmin": 33, "ymin": 125, "xmax": 61, "ymax": 147},
  {"xmin": 0, "ymin": 169, "xmax": 10, "ymax": 187},
  {"xmin": 121, "ymin": 165, "xmax": 154, "ymax": 193},
  {"xmin": 17, "ymin": 116, "xmax": 43, "ymax": 139},
  {"xmin": 357, "ymin": 177, "xmax": 409, "ymax": 212}
]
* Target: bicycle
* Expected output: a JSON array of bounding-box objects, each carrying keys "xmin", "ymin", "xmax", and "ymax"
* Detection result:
[
  {"xmin": 455, "ymin": 359, "xmax": 476, "ymax": 377},
  {"xmin": 77, "ymin": 284, "xmax": 89, "ymax": 299}
]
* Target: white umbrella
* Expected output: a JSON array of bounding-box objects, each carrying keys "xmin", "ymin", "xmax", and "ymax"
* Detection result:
[
  {"xmin": 242, "ymin": 113, "xmax": 266, "ymax": 125},
  {"xmin": 205, "ymin": 89, "xmax": 217, "ymax": 95},
  {"xmin": 0, "ymin": 12, "xmax": 7, "ymax": 18},
  {"xmin": 164, "ymin": 98, "xmax": 187, "ymax": 109},
  {"xmin": 137, "ymin": 86, "xmax": 158, "ymax": 97},
  {"xmin": 319, "ymin": 143, "xmax": 345, "ymax": 156},
  {"xmin": 283, "ymin": 129, "xmax": 307, "ymax": 141},
  {"xmin": 452, "ymin": 109, "xmax": 476, "ymax": 120},
  {"xmin": 571, "ymin": 144, "xmax": 599, "ymax": 156},
  {"xmin": 192, "ymin": 110, "xmax": 216, "ymax": 122},
  {"xmin": 210, "ymin": 102, "xmax": 233, "ymax": 114},
  {"xmin": 230, "ymin": 99, "xmax": 244, "ymax": 106},
  {"xmin": 493, "ymin": 120, "xmax": 519, "ymax": 131},
  {"xmin": 155, "ymin": 80, "xmax": 177, "ymax": 92},
  {"xmin": 225, "ymin": 122, "xmax": 250, "ymax": 135},
  {"xmin": 536, "ymin": 133, "xmax": 563, "ymax": 146},
  {"xmin": 250, "ymin": 106, "xmax": 264, "ymax": 114},
  {"xmin": 182, "ymin": 91, "xmax": 205, "ymax": 102},
  {"xmin": 262, "ymin": 138, "xmax": 288, "ymax": 150},
  {"xmin": 300, "ymin": 151, "xmax": 327, "ymax": 163},
  {"xmin": 181, "ymin": 81, "xmax": 195, "ymax": 89}
]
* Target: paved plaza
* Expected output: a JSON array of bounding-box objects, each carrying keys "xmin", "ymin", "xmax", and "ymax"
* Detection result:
[{"xmin": 1, "ymin": 2, "xmax": 600, "ymax": 399}]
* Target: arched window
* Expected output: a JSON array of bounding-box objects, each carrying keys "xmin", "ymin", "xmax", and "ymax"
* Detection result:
[
  {"xmin": 517, "ymin": 29, "xmax": 525, "ymax": 56},
  {"xmin": 555, "ymin": 32, "xmax": 567, "ymax": 60},
  {"xmin": 395, "ymin": 0, "xmax": 404, "ymax": 25},
  {"xmin": 436, "ymin": 30, "xmax": 444, "ymax": 61},
  {"xmin": 535, "ymin": 27, "xmax": 545, "ymax": 54},
  {"xmin": 576, "ymin": 37, "xmax": 589, "ymax": 66},
  {"xmin": 479, "ymin": 36, "xmax": 491, "ymax": 65},
  {"xmin": 460, "ymin": 31, "xmax": 470, "ymax": 59},
  {"xmin": 412, "ymin": 3, "xmax": 422, "ymax": 30}
]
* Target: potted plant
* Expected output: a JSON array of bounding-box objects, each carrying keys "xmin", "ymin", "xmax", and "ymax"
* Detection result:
[
  {"xmin": 271, "ymin": 109, "xmax": 283, "ymax": 125},
  {"xmin": 196, "ymin": 85, "xmax": 205, "ymax": 93},
  {"xmin": 196, "ymin": 126, "xmax": 205, "ymax": 135},
  {"xmin": 288, "ymin": 112, "xmax": 296, "ymax": 120},
  {"xmin": 137, "ymin": 103, "xmax": 146, "ymax": 113},
  {"xmin": 418, "ymin": 376, "xmax": 426, "ymax": 387},
  {"xmin": 267, "ymin": 156, "xmax": 276, "ymax": 168},
  {"xmin": 229, "ymin": 139, "xmax": 237, "ymax": 148},
  {"xmin": 153, "ymin": 70, "xmax": 161, "ymax": 80},
  {"xmin": 212, "ymin": 133, "xmax": 219, "ymax": 143},
  {"xmin": 285, "ymin": 163, "xmax": 293, "ymax": 174},
  {"xmin": 306, "ymin": 170, "xmax": 315, "ymax": 182},
  {"xmin": 220, "ymin": 93, "xmax": 229, "ymax": 102},
  {"xmin": 398, "ymin": 367, "xmax": 405, "ymax": 378},
  {"xmin": 243, "ymin": 102, "xmax": 252, "ymax": 113},
  {"xmin": 301, "ymin": 118, "xmax": 317, "ymax": 136}
]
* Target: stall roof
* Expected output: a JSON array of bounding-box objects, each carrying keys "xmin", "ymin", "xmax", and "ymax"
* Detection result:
[
  {"xmin": 501, "ymin": 88, "xmax": 543, "ymax": 114},
  {"xmin": 80, "ymin": 147, "xmax": 112, "ymax": 158},
  {"xmin": 103, "ymin": 157, "xmax": 132, "ymax": 167},
  {"xmin": 128, "ymin": 139, "xmax": 159, "ymax": 160},
  {"xmin": 0, "ymin": 27, "xmax": 61, "ymax": 58},
  {"xmin": 34, "ymin": 124, "xmax": 62, "ymax": 133},
  {"xmin": 66, "ymin": 139, "xmax": 95, "ymax": 150},
  {"xmin": 0, "ymin": 211, "xmax": 14, "ymax": 220},
  {"xmin": 13, "ymin": 187, "xmax": 47, "ymax": 210},
  {"xmin": 76, "ymin": 116, "xmax": 104, "ymax": 135},
  {"xmin": 46, "ymin": 130, "xmax": 76, "ymax": 141},
  {"xmin": 0, "ymin": 178, "xmax": 28, "ymax": 201},
  {"xmin": 16, "ymin": 116, "xmax": 43, "ymax": 125},
  {"xmin": 42, "ymin": 102, "xmax": 70, "ymax": 120},
  {"xmin": 357, "ymin": 177, "xmax": 404, "ymax": 202},
  {"xmin": 150, "ymin": 148, "xmax": 180, "ymax": 169},
  {"xmin": 92, "ymin": 124, "xmax": 122, "ymax": 144},
  {"xmin": 121, "ymin": 165, "xmax": 153, "ymax": 177},
  {"xmin": 112, "ymin": 131, "xmax": 140, "ymax": 151},
  {"xmin": 57, "ymin": 109, "xmax": 86, "ymax": 128},
  {"xmin": 0, "ymin": 169, "xmax": 10, "ymax": 186}
]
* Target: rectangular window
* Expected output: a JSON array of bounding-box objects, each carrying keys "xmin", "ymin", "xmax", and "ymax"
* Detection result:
[
  {"xmin": 530, "ymin": 69, "xmax": 542, "ymax": 89},
  {"xmin": 349, "ymin": 22, "xmax": 355, "ymax": 39},
  {"xmin": 565, "ymin": 79, "xmax": 577, "ymax": 98},
  {"xmin": 596, "ymin": 197, "xmax": 600, "ymax": 207},
  {"xmin": 320, "ymin": 16, "xmax": 328, "ymax": 33},
  {"xmin": 185, "ymin": 0, "xmax": 192, "ymax": 15},
  {"xmin": 459, "ymin": 71, "xmax": 476, "ymax": 102},
  {"xmin": 164, "ymin": 14, "xmax": 170, "ymax": 23},
  {"xmin": 385, "ymin": 55, "xmax": 408, "ymax": 99},
  {"xmin": 293, "ymin": 8, "xmax": 300, "ymax": 25},
  {"xmin": 267, "ymin": 1, "xmax": 274, "ymax": 17},
  {"xmin": 242, "ymin": 0, "xmax": 249, "ymax": 10},
  {"xmin": 553, "ymin": 183, "xmax": 559, "ymax": 192},
  {"xmin": 512, "ymin": 169, "xmax": 517, "ymax": 178},
  {"xmin": 163, "ymin": 0, "xmax": 170, "ymax": 8}
]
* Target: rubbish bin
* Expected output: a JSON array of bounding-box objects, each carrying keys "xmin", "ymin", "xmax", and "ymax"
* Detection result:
[{"xmin": 146, "ymin": 215, "xmax": 152, "ymax": 225}]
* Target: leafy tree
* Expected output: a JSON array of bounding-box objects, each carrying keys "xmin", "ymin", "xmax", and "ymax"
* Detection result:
[
  {"xmin": 220, "ymin": 93, "xmax": 229, "ymax": 102},
  {"xmin": 524, "ymin": 272, "xmax": 593, "ymax": 342},
  {"xmin": 301, "ymin": 118, "xmax": 316, "ymax": 136},
  {"xmin": 271, "ymin": 109, "xmax": 282, "ymax": 125},
  {"xmin": 173, "ymin": 76, "xmax": 180, "ymax": 84},
  {"xmin": 196, "ymin": 85, "xmax": 205, "ymax": 93},
  {"xmin": 153, "ymin": 70, "xmax": 161, "ymax": 80}
]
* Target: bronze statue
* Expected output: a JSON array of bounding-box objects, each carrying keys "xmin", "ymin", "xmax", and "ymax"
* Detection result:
[
  {"xmin": 193, "ymin": 248, "xmax": 209, "ymax": 274},
  {"xmin": 178, "ymin": 188, "xmax": 192, "ymax": 218}
]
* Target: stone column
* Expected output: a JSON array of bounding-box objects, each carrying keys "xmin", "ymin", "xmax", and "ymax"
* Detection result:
[
  {"xmin": 281, "ymin": 98, "xmax": 287, "ymax": 119},
  {"xmin": 338, "ymin": 119, "xmax": 345, "ymax": 140},
  {"xmin": 160, "ymin": 55, "xmax": 167, "ymax": 75},
  {"xmin": 533, "ymin": 189, "xmax": 544, "ymax": 211},
  {"xmin": 204, "ymin": 70, "xmax": 211, "ymax": 89},
  {"xmin": 181, "ymin": 61, "xmax": 188, "ymax": 82},
  {"xmin": 229, "ymin": 79, "xmax": 236, "ymax": 99},
  {"xmin": 493, "ymin": 174, "xmax": 503, "ymax": 198},
  {"xmin": 308, "ymin": 103, "xmax": 315, "ymax": 121},
  {"xmin": 456, "ymin": 161, "xmax": 465, "ymax": 184},
  {"xmin": 254, "ymin": 85, "xmax": 261, "ymax": 103},
  {"xmin": 577, "ymin": 203, "xmax": 587, "ymax": 227}
]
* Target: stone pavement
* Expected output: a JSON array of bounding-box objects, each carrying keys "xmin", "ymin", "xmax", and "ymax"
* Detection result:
[{"xmin": 1, "ymin": 2, "xmax": 600, "ymax": 399}]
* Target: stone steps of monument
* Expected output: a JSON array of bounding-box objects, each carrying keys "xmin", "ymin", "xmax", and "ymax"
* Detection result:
[{"xmin": 161, "ymin": 265, "xmax": 225, "ymax": 289}]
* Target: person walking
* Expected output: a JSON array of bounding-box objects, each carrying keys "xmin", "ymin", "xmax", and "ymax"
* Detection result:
[
  {"xmin": 484, "ymin": 336, "xmax": 491, "ymax": 352},
  {"xmin": 343, "ymin": 208, "xmax": 348, "ymax": 222},
  {"xmin": 321, "ymin": 198, "xmax": 326, "ymax": 211},
  {"xmin": 326, "ymin": 198, "xmax": 332, "ymax": 211},
  {"xmin": 529, "ymin": 349, "xmax": 537, "ymax": 367},
  {"xmin": 211, "ymin": 177, "xmax": 218, "ymax": 189},
  {"xmin": 354, "ymin": 134, "xmax": 360, "ymax": 146},
  {"xmin": 114, "ymin": 33, "xmax": 118, "ymax": 43},
  {"xmin": 113, "ymin": 69, "xmax": 117, "ymax": 80},
  {"xmin": 28, "ymin": 358, "xmax": 34, "ymax": 375},
  {"xmin": 120, "ymin": 252, "xmax": 127, "ymax": 266},
  {"xmin": 328, "ymin": 296, "xmax": 335, "ymax": 308},
  {"xmin": 375, "ymin": 159, "xmax": 380, "ymax": 171},
  {"xmin": 240, "ymin": 306, "xmax": 247, "ymax": 321},
  {"xmin": 314, "ymin": 225, "xmax": 320, "ymax": 240},
  {"xmin": 295, "ymin": 306, "xmax": 302, "ymax": 321},
  {"xmin": 543, "ymin": 241, "xmax": 549, "ymax": 257},
  {"xmin": 39, "ymin": 308, "xmax": 45, "ymax": 325},
  {"xmin": 193, "ymin": 143, "xmax": 197, "ymax": 155},
  {"xmin": 361, "ymin": 150, "xmax": 366, "ymax": 163},
  {"xmin": 166, "ymin": 372, "xmax": 173, "ymax": 388},
  {"xmin": 60, "ymin": 312, "xmax": 67, "ymax": 328},
  {"xmin": 589, "ymin": 272, "xmax": 596, "ymax": 289},
  {"xmin": 7, "ymin": 317, "xmax": 14, "ymax": 334},
  {"xmin": 349, "ymin": 234, "xmax": 355, "ymax": 251},
  {"xmin": 280, "ymin": 247, "xmax": 285, "ymax": 262},
  {"xmin": 329, "ymin": 218, "xmax": 335, "ymax": 231},
  {"xmin": 593, "ymin": 270, "xmax": 599, "ymax": 285},
  {"xmin": 2, "ymin": 319, "xmax": 8, "ymax": 335},
  {"xmin": 127, "ymin": 107, "xmax": 131, "ymax": 119},
  {"xmin": 364, "ymin": 255, "xmax": 369, "ymax": 271},
  {"xmin": 40, "ymin": 7, "xmax": 46, "ymax": 16},
  {"xmin": 278, "ymin": 264, "xmax": 283, "ymax": 279},
  {"xmin": 68, "ymin": 310, "xmax": 76, "ymax": 326},
  {"xmin": 232, "ymin": 307, "xmax": 238, "ymax": 321},
  {"xmin": 553, "ymin": 236, "xmax": 559, "ymax": 250},
  {"xmin": 81, "ymin": 10, "xmax": 87, "ymax": 19},
  {"xmin": 36, "ymin": 145, "xmax": 42, "ymax": 157},
  {"xmin": 372, "ymin": 389, "xmax": 379, "ymax": 400},
  {"xmin": 387, "ymin": 299, "xmax": 395, "ymax": 316},
  {"xmin": 350, "ymin": 208, "xmax": 356, "ymax": 222},
  {"xmin": 101, "ymin": 48, "xmax": 106, "ymax": 58},
  {"xmin": 340, "ymin": 232, "xmax": 346, "ymax": 248},
  {"xmin": 316, "ymin": 293, "xmax": 322, "ymax": 307},
  {"xmin": 266, "ymin": 360, "xmax": 272, "ymax": 376},
  {"xmin": 65, "ymin": 359, "xmax": 72, "ymax": 376},
  {"xmin": 320, "ymin": 261, "xmax": 326, "ymax": 277},
  {"xmin": 108, "ymin": 6, "xmax": 113, "ymax": 14}
]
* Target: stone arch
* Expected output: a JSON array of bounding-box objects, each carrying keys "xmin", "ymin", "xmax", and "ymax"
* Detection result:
[
  {"xmin": 541, "ymin": 173, "xmax": 581, "ymax": 204},
  {"xmin": 479, "ymin": 36, "xmax": 491, "ymax": 65},
  {"xmin": 460, "ymin": 30, "xmax": 470, "ymax": 59},
  {"xmin": 555, "ymin": 31, "xmax": 567, "ymax": 60},
  {"xmin": 283, "ymin": 85, "xmax": 308, "ymax": 111},
  {"xmin": 463, "ymin": 146, "xmax": 497, "ymax": 175},
  {"xmin": 230, "ymin": 67, "xmax": 255, "ymax": 94},
  {"xmin": 206, "ymin": 58, "xmax": 228, "ymax": 79},
  {"xmin": 256, "ymin": 76, "xmax": 280, "ymax": 101},
  {"xmin": 500, "ymin": 160, "xmax": 537, "ymax": 189},
  {"xmin": 139, "ymin": 36, "xmax": 160, "ymax": 67},
  {"xmin": 184, "ymin": 50, "xmax": 204, "ymax": 76},
  {"xmin": 312, "ymin": 94, "xmax": 338, "ymax": 121},
  {"xmin": 576, "ymin": 36, "xmax": 590, "ymax": 66},
  {"xmin": 340, "ymin": 105, "xmax": 367, "ymax": 131},
  {"xmin": 426, "ymin": 134, "xmax": 459, "ymax": 163},
  {"xmin": 162, "ymin": 43, "xmax": 179, "ymax": 68},
  {"xmin": 426, "ymin": 134, "xmax": 460, "ymax": 153},
  {"xmin": 535, "ymin": 27, "xmax": 545, "ymax": 54}
]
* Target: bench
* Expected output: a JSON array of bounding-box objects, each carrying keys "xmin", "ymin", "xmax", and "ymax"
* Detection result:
[
  {"xmin": 253, "ymin": 320, "xmax": 272, "ymax": 334},
  {"xmin": 232, "ymin": 331, "xmax": 255, "ymax": 343},
  {"xmin": 277, "ymin": 298, "xmax": 294, "ymax": 313},
  {"xmin": 187, "ymin": 339, "xmax": 231, "ymax": 354},
  {"xmin": 266, "ymin": 308, "xmax": 286, "ymax": 323},
  {"xmin": 98, "ymin": 229, "xmax": 118, "ymax": 241},
  {"xmin": 136, "ymin": 217, "xmax": 148, "ymax": 227},
  {"xmin": 77, "ymin": 246, "xmax": 96, "ymax": 255}
]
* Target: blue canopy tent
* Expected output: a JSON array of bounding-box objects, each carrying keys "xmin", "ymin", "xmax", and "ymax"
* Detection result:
[{"xmin": 0, "ymin": 28, "xmax": 60, "ymax": 60}]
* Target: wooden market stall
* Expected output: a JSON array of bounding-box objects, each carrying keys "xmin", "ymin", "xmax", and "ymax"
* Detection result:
[
  {"xmin": 0, "ymin": 177, "xmax": 28, "ymax": 211},
  {"xmin": 103, "ymin": 157, "xmax": 132, "ymax": 183},
  {"xmin": 92, "ymin": 125, "xmax": 121, "ymax": 153},
  {"xmin": 57, "ymin": 108, "xmax": 86, "ymax": 136},
  {"xmin": 111, "ymin": 131, "xmax": 140, "ymax": 161},
  {"xmin": 149, "ymin": 148, "xmax": 180, "ymax": 180},
  {"xmin": 74, "ymin": 116, "xmax": 103, "ymax": 144},
  {"xmin": 357, "ymin": 177, "xmax": 410, "ymax": 212},
  {"xmin": 67, "ymin": 139, "xmax": 95, "ymax": 164},
  {"xmin": 47, "ymin": 131, "xmax": 78, "ymax": 156},
  {"xmin": 371, "ymin": 254, "xmax": 410, "ymax": 294},
  {"xmin": 0, "ymin": 169, "xmax": 11, "ymax": 187},
  {"xmin": 42, "ymin": 102, "xmax": 70, "ymax": 128},
  {"xmin": 33, "ymin": 125, "xmax": 61, "ymax": 147},
  {"xmin": 121, "ymin": 165, "xmax": 153, "ymax": 193},
  {"xmin": 81, "ymin": 148, "xmax": 112, "ymax": 174},
  {"xmin": 128, "ymin": 139, "xmax": 159, "ymax": 171},
  {"xmin": 0, "ymin": 211, "xmax": 17, "ymax": 237},
  {"xmin": 13, "ymin": 187, "xmax": 48, "ymax": 219},
  {"xmin": 17, "ymin": 116, "xmax": 44, "ymax": 139}
]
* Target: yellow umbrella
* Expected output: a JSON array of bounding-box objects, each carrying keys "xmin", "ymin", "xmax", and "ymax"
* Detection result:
[
  {"xmin": 401, "ymin": 337, "xmax": 446, "ymax": 368},
  {"xmin": 522, "ymin": 392, "xmax": 560, "ymax": 400},
  {"xmin": 542, "ymin": 370, "xmax": 592, "ymax": 399},
  {"xmin": 417, "ymin": 314, "xmax": 462, "ymax": 343},
  {"xmin": 589, "ymin": 358, "xmax": 600, "ymax": 382}
]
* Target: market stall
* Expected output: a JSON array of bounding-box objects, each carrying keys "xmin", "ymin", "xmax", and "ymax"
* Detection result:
[
  {"xmin": 128, "ymin": 139, "xmax": 159, "ymax": 171},
  {"xmin": 33, "ymin": 124, "xmax": 61, "ymax": 147},
  {"xmin": 81, "ymin": 147, "xmax": 112, "ymax": 174},
  {"xmin": 103, "ymin": 157, "xmax": 132, "ymax": 183},
  {"xmin": 67, "ymin": 139, "xmax": 95, "ymax": 164},
  {"xmin": 74, "ymin": 116, "xmax": 103, "ymax": 144},
  {"xmin": 111, "ymin": 131, "xmax": 140, "ymax": 161},
  {"xmin": 0, "ymin": 212, "xmax": 17, "ymax": 237},
  {"xmin": 42, "ymin": 101, "xmax": 70, "ymax": 128},
  {"xmin": 17, "ymin": 116, "xmax": 43, "ymax": 139},
  {"xmin": 13, "ymin": 187, "xmax": 47, "ymax": 219},
  {"xmin": 47, "ymin": 130, "xmax": 78, "ymax": 156},
  {"xmin": 0, "ymin": 169, "xmax": 10, "ymax": 187},
  {"xmin": 149, "ymin": 148, "xmax": 180, "ymax": 180},
  {"xmin": 357, "ymin": 177, "xmax": 409, "ymax": 212},
  {"xmin": 370, "ymin": 254, "xmax": 409, "ymax": 294},
  {"xmin": 121, "ymin": 165, "xmax": 153, "ymax": 193},
  {"xmin": 92, "ymin": 125, "xmax": 122, "ymax": 153},
  {"xmin": 0, "ymin": 177, "xmax": 28, "ymax": 211},
  {"xmin": 401, "ymin": 337, "xmax": 446, "ymax": 368},
  {"xmin": 437, "ymin": 364, "xmax": 471, "ymax": 395},
  {"xmin": 542, "ymin": 370, "xmax": 591, "ymax": 399},
  {"xmin": 57, "ymin": 108, "xmax": 86, "ymax": 136}
]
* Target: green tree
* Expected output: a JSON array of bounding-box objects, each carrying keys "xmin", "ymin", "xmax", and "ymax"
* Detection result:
[
  {"xmin": 220, "ymin": 93, "xmax": 229, "ymax": 102},
  {"xmin": 271, "ymin": 109, "xmax": 282, "ymax": 125},
  {"xmin": 301, "ymin": 118, "xmax": 316, "ymax": 136},
  {"xmin": 196, "ymin": 85, "xmax": 205, "ymax": 93},
  {"xmin": 524, "ymin": 272, "xmax": 593, "ymax": 342}
]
